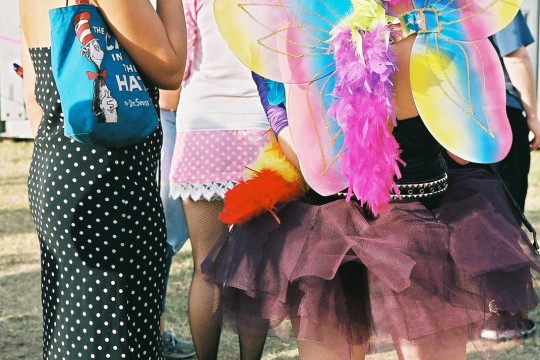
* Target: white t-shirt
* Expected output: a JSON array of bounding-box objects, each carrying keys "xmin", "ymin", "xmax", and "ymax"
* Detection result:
[{"xmin": 176, "ymin": 0, "xmax": 269, "ymax": 131}]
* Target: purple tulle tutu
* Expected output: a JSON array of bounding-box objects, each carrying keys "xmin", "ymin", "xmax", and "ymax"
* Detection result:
[{"xmin": 202, "ymin": 168, "xmax": 539, "ymax": 358}]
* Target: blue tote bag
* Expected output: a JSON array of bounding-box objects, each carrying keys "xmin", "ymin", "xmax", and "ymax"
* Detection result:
[{"xmin": 49, "ymin": 0, "xmax": 158, "ymax": 148}]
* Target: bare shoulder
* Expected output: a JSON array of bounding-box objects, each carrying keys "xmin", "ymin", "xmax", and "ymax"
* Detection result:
[
  {"xmin": 19, "ymin": 0, "xmax": 150, "ymax": 47},
  {"xmin": 19, "ymin": 0, "xmax": 67, "ymax": 47}
]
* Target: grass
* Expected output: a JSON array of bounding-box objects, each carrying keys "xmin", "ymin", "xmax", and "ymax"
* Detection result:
[{"xmin": 0, "ymin": 138, "xmax": 539, "ymax": 359}]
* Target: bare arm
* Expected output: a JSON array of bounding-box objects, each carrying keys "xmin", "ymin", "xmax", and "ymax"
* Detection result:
[
  {"xmin": 95, "ymin": 0, "xmax": 187, "ymax": 90},
  {"xmin": 20, "ymin": 36, "xmax": 43, "ymax": 137},
  {"xmin": 20, "ymin": 0, "xmax": 187, "ymax": 132},
  {"xmin": 19, "ymin": 0, "xmax": 187, "ymax": 90},
  {"xmin": 503, "ymin": 47, "xmax": 540, "ymax": 150},
  {"xmin": 159, "ymin": 88, "xmax": 181, "ymax": 111}
]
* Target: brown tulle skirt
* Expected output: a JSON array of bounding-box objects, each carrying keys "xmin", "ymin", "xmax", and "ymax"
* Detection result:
[{"xmin": 202, "ymin": 168, "xmax": 539, "ymax": 358}]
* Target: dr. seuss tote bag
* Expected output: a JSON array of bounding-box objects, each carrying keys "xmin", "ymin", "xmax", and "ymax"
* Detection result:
[{"xmin": 49, "ymin": 0, "xmax": 159, "ymax": 148}]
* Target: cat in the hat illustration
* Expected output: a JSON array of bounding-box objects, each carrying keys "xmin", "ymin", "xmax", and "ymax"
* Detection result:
[{"xmin": 74, "ymin": 11, "xmax": 118, "ymax": 123}]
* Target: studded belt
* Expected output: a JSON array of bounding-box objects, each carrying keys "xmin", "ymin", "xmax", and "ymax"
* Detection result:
[{"xmin": 391, "ymin": 173, "xmax": 448, "ymax": 200}]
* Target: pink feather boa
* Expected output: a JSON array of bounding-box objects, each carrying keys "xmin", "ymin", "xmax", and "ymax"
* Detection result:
[{"xmin": 328, "ymin": 25, "xmax": 403, "ymax": 216}]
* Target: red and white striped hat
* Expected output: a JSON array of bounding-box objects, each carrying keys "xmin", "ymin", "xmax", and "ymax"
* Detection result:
[{"xmin": 73, "ymin": 11, "xmax": 94, "ymax": 47}]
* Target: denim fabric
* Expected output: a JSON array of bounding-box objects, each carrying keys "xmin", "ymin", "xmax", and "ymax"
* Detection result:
[
  {"xmin": 160, "ymin": 109, "xmax": 190, "ymax": 253},
  {"xmin": 160, "ymin": 109, "xmax": 190, "ymax": 312}
]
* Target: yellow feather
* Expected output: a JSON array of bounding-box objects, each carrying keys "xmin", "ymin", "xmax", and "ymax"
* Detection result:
[{"xmin": 244, "ymin": 133, "xmax": 307, "ymax": 189}]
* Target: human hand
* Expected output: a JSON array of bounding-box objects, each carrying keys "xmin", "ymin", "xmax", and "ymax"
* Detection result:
[{"xmin": 527, "ymin": 113, "xmax": 540, "ymax": 150}]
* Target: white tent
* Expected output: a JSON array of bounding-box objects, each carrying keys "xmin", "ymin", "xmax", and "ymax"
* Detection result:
[{"xmin": 0, "ymin": 1, "xmax": 29, "ymax": 138}]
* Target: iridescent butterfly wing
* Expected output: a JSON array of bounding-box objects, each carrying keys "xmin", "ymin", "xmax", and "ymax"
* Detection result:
[
  {"xmin": 408, "ymin": 0, "xmax": 522, "ymax": 163},
  {"xmin": 214, "ymin": 0, "xmax": 351, "ymax": 194},
  {"xmin": 215, "ymin": 0, "xmax": 522, "ymax": 193}
]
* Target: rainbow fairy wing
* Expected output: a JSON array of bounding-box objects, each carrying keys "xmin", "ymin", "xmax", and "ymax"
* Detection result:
[
  {"xmin": 213, "ymin": 0, "xmax": 350, "ymax": 83},
  {"xmin": 286, "ymin": 73, "xmax": 348, "ymax": 194},
  {"xmin": 410, "ymin": 36, "xmax": 510, "ymax": 163},
  {"xmin": 408, "ymin": 0, "xmax": 521, "ymax": 163},
  {"xmin": 215, "ymin": 0, "xmax": 523, "ymax": 194},
  {"xmin": 213, "ymin": 0, "xmax": 286, "ymax": 81},
  {"xmin": 214, "ymin": 0, "xmax": 350, "ymax": 194},
  {"xmin": 411, "ymin": 0, "xmax": 523, "ymax": 41}
]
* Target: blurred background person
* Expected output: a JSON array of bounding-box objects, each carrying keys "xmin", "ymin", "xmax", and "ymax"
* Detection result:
[
  {"xmin": 489, "ymin": 9, "xmax": 540, "ymax": 211},
  {"xmin": 168, "ymin": 0, "xmax": 270, "ymax": 358},
  {"xmin": 482, "ymin": 9, "xmax": 539, "ymax": 341},
  {"xmin": 159, "ymin": 87, "xmax": 196, "ymax": 359}
]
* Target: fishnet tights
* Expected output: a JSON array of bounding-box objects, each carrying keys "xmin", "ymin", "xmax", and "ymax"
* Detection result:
[{"xmin": 183, "ymin": 199, "xmax": 267, "ymax": 360}]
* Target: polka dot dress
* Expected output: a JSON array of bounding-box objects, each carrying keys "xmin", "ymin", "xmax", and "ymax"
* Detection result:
[{"xmin": 27, "ymin": 47, "xmax": 167, "ymax": 360}]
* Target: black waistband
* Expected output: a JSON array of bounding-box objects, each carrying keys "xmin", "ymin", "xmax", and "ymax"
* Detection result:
[{"xmin": 392, "ymin": 173, "xmax": 448, "ymax": 200}]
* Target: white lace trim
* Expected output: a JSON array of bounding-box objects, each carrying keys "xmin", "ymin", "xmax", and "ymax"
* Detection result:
[{"xmin": 170, "ymin": 181, "xmax": 237, "ymax": 201}]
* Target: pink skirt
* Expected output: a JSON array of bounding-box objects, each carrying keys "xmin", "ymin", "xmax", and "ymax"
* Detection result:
[
  {"xmin": 202, "ymin": 168, "xmax": 540, "ymax": 358},
  {"xmin": 170, "ymin": 130, "xmax": 269, "ymax": 201}
]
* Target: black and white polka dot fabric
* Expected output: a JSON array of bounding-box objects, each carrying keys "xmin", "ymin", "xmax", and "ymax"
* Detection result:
[{"xmin": 27, "ymin": 47, "xmax": 167, "ymax": 360}]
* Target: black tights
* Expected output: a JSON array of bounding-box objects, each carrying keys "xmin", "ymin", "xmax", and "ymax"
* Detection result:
[{"xmin": 183, "ymin": 199, "xmax": 268, "ymax": 360}]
